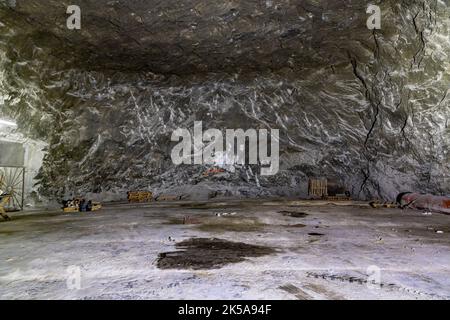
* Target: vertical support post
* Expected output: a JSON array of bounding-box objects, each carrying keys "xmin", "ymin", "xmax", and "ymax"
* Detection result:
[{"xmin": 21, "ymin": 167, "xmax": 25, "ymax": 210}]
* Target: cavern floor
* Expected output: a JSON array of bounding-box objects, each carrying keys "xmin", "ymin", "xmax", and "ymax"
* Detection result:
[{"xmin": 0, "ymin": 200, "xmax": 449, "ymax": 300}]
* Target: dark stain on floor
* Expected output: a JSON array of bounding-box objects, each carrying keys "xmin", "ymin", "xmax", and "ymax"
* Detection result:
[
  {"xmin": 279, "ymin": 211, "xmax": 309, "ymax": 218},
  {"xmin": 156, "ymin": 238, "xmax": 276, "ymax": 270},
  {"xmin": 279, "ymin": 283, "xmax": 313, "ymax": 300}
]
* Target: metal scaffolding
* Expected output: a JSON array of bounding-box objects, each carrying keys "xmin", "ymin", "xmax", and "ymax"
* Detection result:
[{"xmin": 0, "ymin": 166, "xmax": 25, "ymax": 211}]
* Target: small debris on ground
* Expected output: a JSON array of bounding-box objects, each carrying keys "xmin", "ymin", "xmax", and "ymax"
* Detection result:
[
  {"xmin": 369, "ymin": 200, "xmax": 398, "ymax": 209},
  {"xmin": 215, "ymin": 212, "xmax": 237, "ymax": 217}
]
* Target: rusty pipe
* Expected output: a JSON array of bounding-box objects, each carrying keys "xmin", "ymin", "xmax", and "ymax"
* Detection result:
[{"xmin": 397, "ymin": 192, "xmax": 450, "ymax": 214}]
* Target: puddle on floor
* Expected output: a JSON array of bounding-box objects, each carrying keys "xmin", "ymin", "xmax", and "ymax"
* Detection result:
[
  {"xmin": 156, "ymin": 238, "xmax": 276, "ymax": 270},
  {"xmin": 279, "ymin": 211, "xmax": 309, "ymax": 218}
]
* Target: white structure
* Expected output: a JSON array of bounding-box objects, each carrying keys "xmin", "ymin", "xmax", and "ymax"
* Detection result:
[{"xmin": 0, "ymin": 121, "xmax": 47, "ymax": 208}]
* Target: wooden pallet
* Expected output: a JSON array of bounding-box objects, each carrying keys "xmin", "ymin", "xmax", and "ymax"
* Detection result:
[
  {"xmin": 308, "ymin": 179, "xmax": 328, "ymax": 197},
  {"xmin": 369, "ymin": 201, "xmax": 398, "ymax": 208},
  {"xmin": 128, "ymin": 191, "xmax": 153, "ymax": 203}
]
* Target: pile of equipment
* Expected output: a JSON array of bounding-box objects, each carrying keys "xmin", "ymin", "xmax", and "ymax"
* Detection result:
[
  {"xmin": 62, "ymin": 198, "xmax": 102, "ymax": 213},
  {"xmin": 0, "ymin": 193, "xmax": 11, "ymax": 220}
]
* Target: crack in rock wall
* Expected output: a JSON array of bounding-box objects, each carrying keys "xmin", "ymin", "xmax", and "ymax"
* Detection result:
[{"xmin": 0, "ymin": 0, "xmax": 449, "ymax": 202}]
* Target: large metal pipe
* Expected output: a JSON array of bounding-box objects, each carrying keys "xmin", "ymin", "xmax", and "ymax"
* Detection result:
[{"xmin": 397, "ymin": 192, "xmax": 450, "ymax": 214}]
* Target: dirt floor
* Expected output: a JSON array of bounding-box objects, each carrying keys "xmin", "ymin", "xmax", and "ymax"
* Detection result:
[{"xmin": 0, "ymin": 200, "xmax": 449, "ymax": 300}]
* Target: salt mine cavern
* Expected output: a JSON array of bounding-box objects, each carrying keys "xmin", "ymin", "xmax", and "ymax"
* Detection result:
[{"xmin": 0, "ymin": 0, "xmax": 449, "ymax": 301}]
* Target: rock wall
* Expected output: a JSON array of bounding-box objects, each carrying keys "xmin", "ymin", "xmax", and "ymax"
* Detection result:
[{"xmin": 0, "ymin": 0, "xmax": 449, "ymax": 202}]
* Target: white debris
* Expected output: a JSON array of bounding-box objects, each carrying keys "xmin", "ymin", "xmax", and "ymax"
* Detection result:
[{"xmin": 215, "ymin": 212, "xmax": 237, "ymax": 217}]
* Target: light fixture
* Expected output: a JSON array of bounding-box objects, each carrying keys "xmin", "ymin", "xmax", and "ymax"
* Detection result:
[{"xmin": 0, "ymin": 119, "xmax": 17, "ymax": 127}]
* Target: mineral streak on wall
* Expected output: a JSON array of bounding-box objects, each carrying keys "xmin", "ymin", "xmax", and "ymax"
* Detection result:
[{"xmin": 398, "ymin": 193, "xmax": 450, "ymax": 214}]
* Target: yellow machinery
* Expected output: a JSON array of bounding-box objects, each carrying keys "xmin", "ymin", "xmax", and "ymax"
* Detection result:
[
  {"xmin": 63, "ymin": 203, "xmax": 102, "ymax": 213},
  {"xmin": 92, "ymin": 202, "xmax": 102, "ymax": 211},
  {"xmin": 0, "ymin": 194, "xmax": 11, "ymax": 220},
  {"xmin": 63, "ymin": 198, "xmax": 102, "ymax": 213},
  {"xmin": 63, "ymin": 206, "xmax": 79, "ymax": 213}
]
